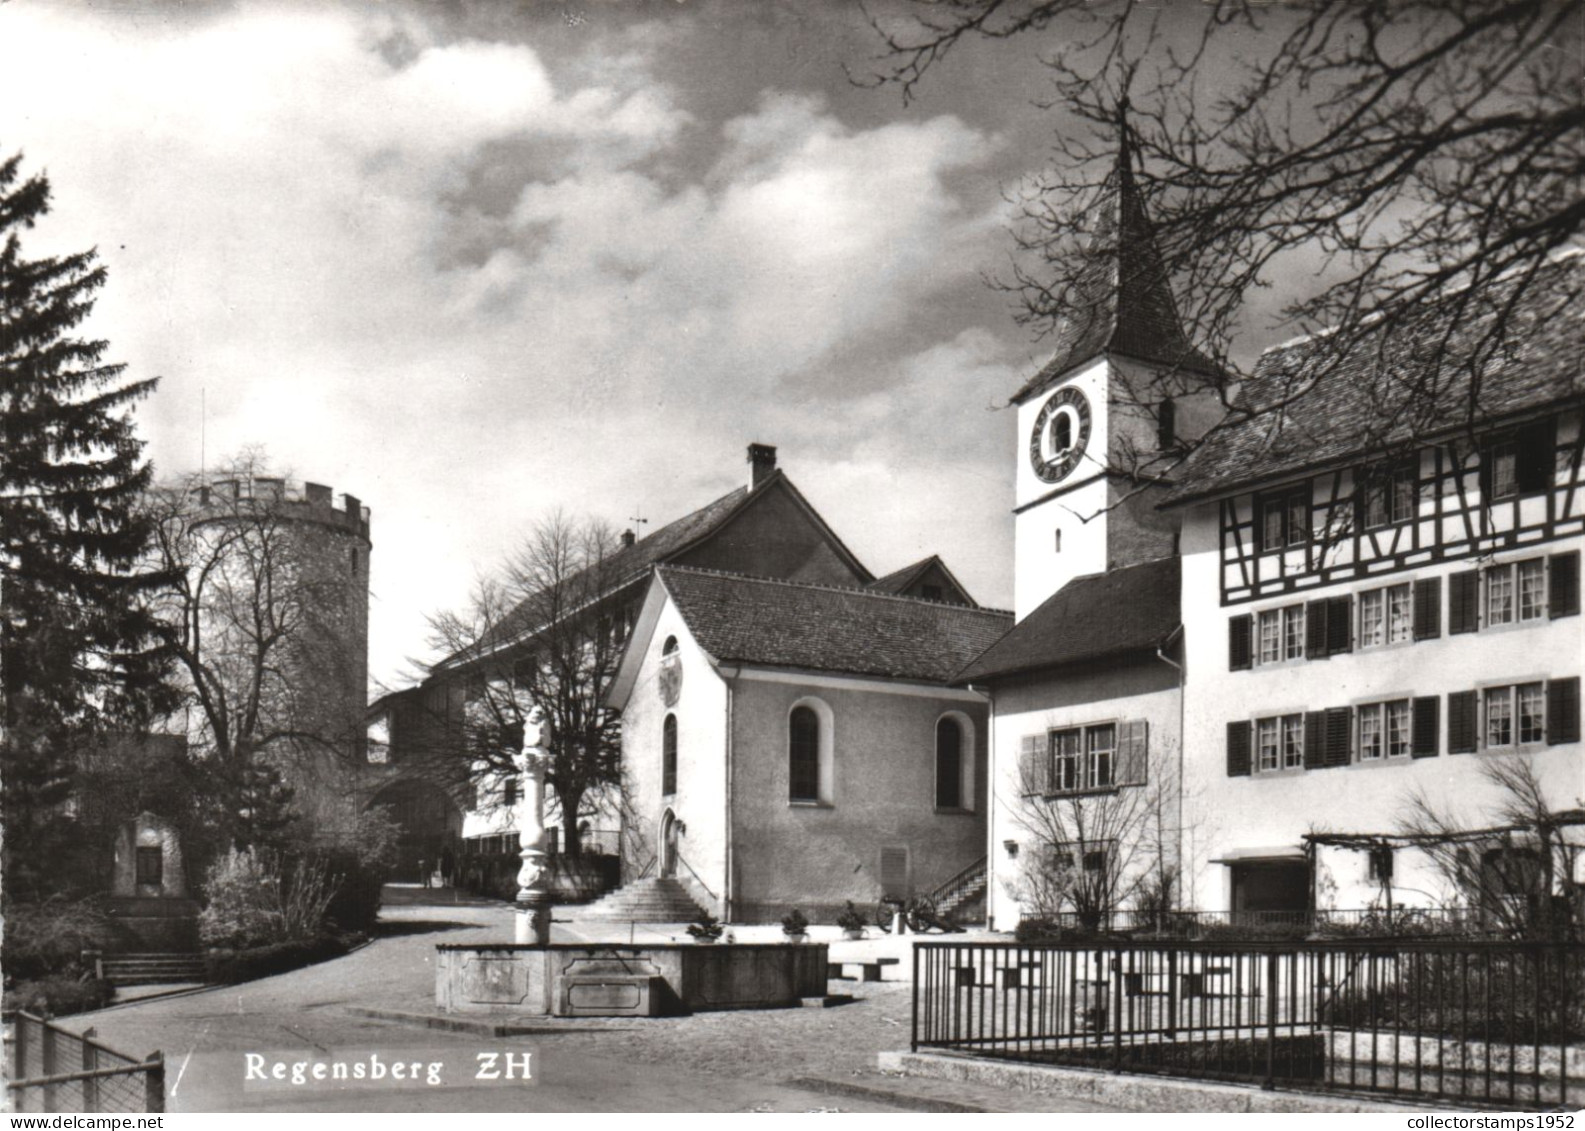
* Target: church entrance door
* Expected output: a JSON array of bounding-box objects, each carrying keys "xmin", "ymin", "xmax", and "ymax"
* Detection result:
[{"xmin": 660, "ymin": 809, "xmax": 679, "ymax": 879}]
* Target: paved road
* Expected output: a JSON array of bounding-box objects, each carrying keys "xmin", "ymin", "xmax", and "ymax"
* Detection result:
[{"xmin": 63, "ymin": 893, "xmax": 1119, "ymax": 1114}]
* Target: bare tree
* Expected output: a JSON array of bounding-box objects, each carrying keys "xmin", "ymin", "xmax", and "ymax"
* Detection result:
[
  {"xmin": 1007, "ymin": 743, "xmax": 1184, "ymax": 931},
  {"xmin": 1399, "ymin": 757, "xmax": 1584, "ymax": 939},
  {"xmin": 862, "ymin": 1, "xmax": 1584, "ymax": 485},
  {"xmin": 423, "ymin": 512, "xmax": 626, "ymax": 859},
  {"xmin": 145, "ymin": 451, "xmax": 367, "ymax": 846}
]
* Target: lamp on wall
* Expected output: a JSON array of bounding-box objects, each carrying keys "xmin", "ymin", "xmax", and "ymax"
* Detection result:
[{"xmin": 1003, "ymin": 840, "xmax": 1019, "ymax": 858}]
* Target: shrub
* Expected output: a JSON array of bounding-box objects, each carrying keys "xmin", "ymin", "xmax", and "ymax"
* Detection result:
[
  {"xmin": 1012, "ymin": 917, "xmax": 1123, "ymax": 945},
  {"xmin": 199, "ymin": 846, "xmax": 336, "ymax": 948},
  {"xmin": 835, "ymin": 902, "xmax": 868, "ymax": 932},
  {"xmin": 199, "ymin": 847, "xmax": 284, "ymax": 947},
  {"xmin": 686, "ymin": 912, "xmax": 724, "ymax": 941},
  {"xmin": 204, "ymin": 934, "xmax": 352, "ymax": 985},
  {"xmin": 3, "ymin": 974, "xmax": 115, "ymax": 1018},
  {"xmin": 781, "ymin": 908, "xmax": 810, "ymax": 937},
  {"xmin": 2, "ymin": 897, "xmax": 118, "ymax": 982}
]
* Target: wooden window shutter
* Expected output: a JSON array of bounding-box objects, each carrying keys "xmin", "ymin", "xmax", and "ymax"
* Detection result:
[
  {"xmin": 1547, "ymin": 677, "xmax": 1580, "ymax": 745},
  {"xmin": 1550, "ymin": 551, "xmax": 1580, "ymax": 619},
  {"xmin": 1305, "ymin": 599, "xmax": 1329, "ymax": 659},
  {"xmin": 1413, "ymin": 577, "xmax": 1442, "ymax": 640},
  {"xmin": 1226, "ymin": 720, "xmax": 1252, "ymax": 778},
  {"xmin": 1018, "ymin": 734, "xmax": 1050, "ymax": 796},
  {"xmin": 1516, "ymin": 418, "xmax": 1556, "ymax": 495},
  {"xmin": 1229, "ymin": 615, "xmax": 1252, "ymax": 671},
  {"xmin": 1303, "ymin": 711, "xmax": 1327, "ymax": 770},
  {"xmin": 1324, "ymin": 706, "xmax": 1353, "ymax": 767},
  {"xmin": 1448, "ymin": 691, "xmax": 1478, "ymax": 753},
  {"xmin": 1326, "ymin": 595, "xmax": 1353, "ymax": 655},
  {"xmin": 1449, "ymin": 570, "xmax": 1480, "ymax": 634},
  {"xmin": 1411, "ymin": 696, "xmax": 1440, "ymax": 758},
  {"xmin": 1117, "ymin": 720, "xmax": 1149, "ymax": 785}
]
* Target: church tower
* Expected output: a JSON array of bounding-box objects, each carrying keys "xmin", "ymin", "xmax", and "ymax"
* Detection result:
[{"xmin": 1011, "ymin": 133, "xmax": 1221, "ymax": 620}]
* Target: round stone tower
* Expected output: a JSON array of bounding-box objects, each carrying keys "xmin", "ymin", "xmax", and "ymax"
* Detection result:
[{"xmin": 192, "ymin": 475, "xmax": 372, "ymax": 829}]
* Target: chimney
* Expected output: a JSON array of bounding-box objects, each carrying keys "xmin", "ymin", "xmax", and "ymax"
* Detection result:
[
  {"xmin": 621, "ymin": 529, "xmax": 636, "ymax": 548},
  {"xmin": 747, "ymin": 443, "xmax": 777, "ymax": 488}
]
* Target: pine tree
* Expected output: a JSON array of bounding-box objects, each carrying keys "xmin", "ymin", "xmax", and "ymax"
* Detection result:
[{"xmin": 1, "ymin": 150, "xmax": 175, "ymax": 898}]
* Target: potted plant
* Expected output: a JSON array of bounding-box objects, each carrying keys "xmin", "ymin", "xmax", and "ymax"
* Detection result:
[
  {"xmin": 781, "ymin": 908, "xmax": 810, "ymax": 940},
  {"xmin": 686, "ymin": 912, "xmax": 724, "ymax": 943},
  {"xmin": 836, "ymin": 901, "xmax": 867, "ymax": 940}
]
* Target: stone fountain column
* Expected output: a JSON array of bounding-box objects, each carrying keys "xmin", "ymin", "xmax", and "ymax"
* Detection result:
[{"xmin": 514, "ymin": 709, "xmax": 553, "ymax": 946}]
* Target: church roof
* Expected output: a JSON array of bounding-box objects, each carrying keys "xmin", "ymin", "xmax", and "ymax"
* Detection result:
[
  {"xmin": 953, "ymin": 556, "xmax": 1180, "ymax": 684},
  {"xmin": 866, "ymin": 554, "xmax": 978, "ymax": 607},
  {"xmin": 659, "ymin": 567, "xmax": 1012, "ymax": 684},
  {"xmin": 1011, "ymin": 140, "xmax": 1219, "ymax": 407},
  {"xmin": 1165, "ymin": 253, "xmax": 1585, "ymax": 506}
]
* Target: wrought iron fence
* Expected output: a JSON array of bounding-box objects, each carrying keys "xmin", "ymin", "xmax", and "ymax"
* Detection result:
[
  {"xmin": 912, "ymin": 939, "xmax": 1584, "ymax": 1110},
  {"xmin": 1026, "ymin": 907, "xmax": 1500, "ymax": 938},
  {"xmin": 4, "ymin": 1012, "xmax": 164, "ymax": 1113}
]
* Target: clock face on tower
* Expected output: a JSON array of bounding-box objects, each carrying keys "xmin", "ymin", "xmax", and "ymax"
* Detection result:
[{"xmin": 1028, "ymin": 385, "xmax": 1093, "ymax": 484}]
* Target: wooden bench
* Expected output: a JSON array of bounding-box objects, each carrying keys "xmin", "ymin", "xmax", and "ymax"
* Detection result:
[{"xmin": 828, "ymin": 957, "xmax": 900, "ymax": 983}]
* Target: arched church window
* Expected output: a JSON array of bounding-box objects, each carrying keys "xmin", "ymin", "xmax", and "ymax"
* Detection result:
[
  {"xmin": 935, "ymin": 717, "xmax": 963, "ymax": 809},
  {"xmin": 662, "ymin": 713, "xmax": 677, "ymax": 796},
  {"xmin": 789, "ymin": 706, "xmax": 820, "ymax": 802}
]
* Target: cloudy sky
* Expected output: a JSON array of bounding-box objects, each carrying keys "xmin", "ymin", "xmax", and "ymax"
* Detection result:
[{"xmin": 3, "ymin": 0, "xmax": 1211, "ymax": 692}]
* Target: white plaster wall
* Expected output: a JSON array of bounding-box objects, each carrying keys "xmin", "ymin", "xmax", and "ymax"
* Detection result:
[
  {"xmin": 1181, "ymin": 499, "xmax": 1584, "ymax": 914},
  {"xmin": 986, "ymin": 660, "xmax": 1183, "ymax": 930},
  {"xmin": 1015, "ymin": 359, "xmax": 1112, "ymax": 620},
  {"xmin": 728, "ymin": 673, "xmax": 989, "ymax": 922},
  {"xmin": 620, "ymin": 594, "xmax": 730, "ymax": 912}
]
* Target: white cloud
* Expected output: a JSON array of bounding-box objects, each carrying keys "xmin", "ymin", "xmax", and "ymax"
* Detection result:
[{"xmin": 0, "ymin": 3, "xmax": 1020, "ymax": 686}]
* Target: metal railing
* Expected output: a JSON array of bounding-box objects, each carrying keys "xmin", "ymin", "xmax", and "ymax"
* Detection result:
[
  {"xmin": 1025, "ymin": 907, "xmax": 1501, "ymax": 938},
  {"xmin": 4, "ymin": 1012, "xmax": 165, "ymax": 1113},
  {"xmin": 912, "ymin": 939, "xmax": 1584, "ymax": 1110}
]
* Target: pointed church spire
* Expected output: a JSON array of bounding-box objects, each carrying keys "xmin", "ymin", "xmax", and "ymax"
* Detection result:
[{"xmin": 1011, "ymin": 105, "xmax": 1218, "ymax": 404}]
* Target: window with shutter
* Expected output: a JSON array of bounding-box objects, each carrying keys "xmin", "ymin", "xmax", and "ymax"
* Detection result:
[
  {"xmin": 1448, "ymin": 691, "xmax": 1478, "ymax": 753},
  {"xmin": 1018, "ymin": 734, "xmax": 1049, "ymax": 797},
  {"xmin": 1326, "ymin": 595, "xmax": 1353, "ymax": 654},
  {"xmin": 1226, "ymin": 720, "xmax": 1252, "ymax": 777},
  {"xmin": 1116, "ymin": 719, "xmax": 1149, "ymax": 785},
  {"xmin": 1304, "ymin": 712, "xmax": 1326, "ymax": 769},
  {"xmin": 1547, "ymin": 677, "xmax": 1580, "ymax": 744},
  {"xmin": 1305, "ymin": 599, "xmax": 1329, "ymax": 659},
  {"xmin": 1515, "ymin": 419, "xmax": 1556, "ymax": 495},
  {"xmin": 1411, "ymin": 696, "xmax": 1440, "ymax": 757},
  {"xmin": 1550, "ymin": 552, "xmax": 1580, "ymax": 619},
  {"xmin": 1413, "ymin": 577, "xmax": 1442, "ymax": 640},
  {"xmin": 1449, "ymin": 571, "xmax": 1480, "ymax": 634},
  {"xmin": 1229, "ymin": 615, "xmax": 1252, "ymax": 671},
  {"xmin": 1324, "ymin": 706, "xmax": 1353, "ymax": 767}
]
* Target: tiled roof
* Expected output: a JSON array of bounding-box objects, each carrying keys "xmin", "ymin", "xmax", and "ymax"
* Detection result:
[
  {"xmin": 865, "ymin": 554, "xmax": 977, "ymax": 606},
  {"xmin": 475, "ymin": 484, "xmax": 749, "ymax": 650},
  {"xmin": 1166, "ymin": 255, "xmax": 1585, "ymax": 505},
  {"xmin": 953, "ymin": 556, "xmax": 1180, "ymax": 684},
  {"xmin": 660, "ymin": 567, "xmax": 1013, "ymax": 684},
  {"xmin": 1011, "ymin": 145, "xmax": 1219, "ymax": 406}
]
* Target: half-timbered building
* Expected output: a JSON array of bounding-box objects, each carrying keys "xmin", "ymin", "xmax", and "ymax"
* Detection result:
[{"xmin": 1168, "ymin": 255, "xmax": 1584, "ymax": 920}]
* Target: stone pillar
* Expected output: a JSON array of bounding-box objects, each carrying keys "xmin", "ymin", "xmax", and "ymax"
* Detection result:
[{"xmin": 514, "ymin": 711, "xmax": 553, "ymax": 946}]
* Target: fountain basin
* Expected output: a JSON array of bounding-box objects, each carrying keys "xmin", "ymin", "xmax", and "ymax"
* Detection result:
[{"xmin": 435, "ymin": 941, "xmax": 829, "ymax": 1017}]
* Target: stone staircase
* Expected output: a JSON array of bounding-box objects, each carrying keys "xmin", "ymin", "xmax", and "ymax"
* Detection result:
[
  {"xmin": 96, "ymin": 953, "xmax": 209, "ymax": 986},
  {"xmin": 575, "ymin": 876, "xmax": 709, "ymax": 922},
  {"xmin": 932, "ymin": 856, "xmax": 988, "ymax": 924}
]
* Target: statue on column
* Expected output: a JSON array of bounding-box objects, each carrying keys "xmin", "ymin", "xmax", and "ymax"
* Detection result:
[{"xmin": 514, "ymin": 707, "xmax": 553, "ymax": 945}]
